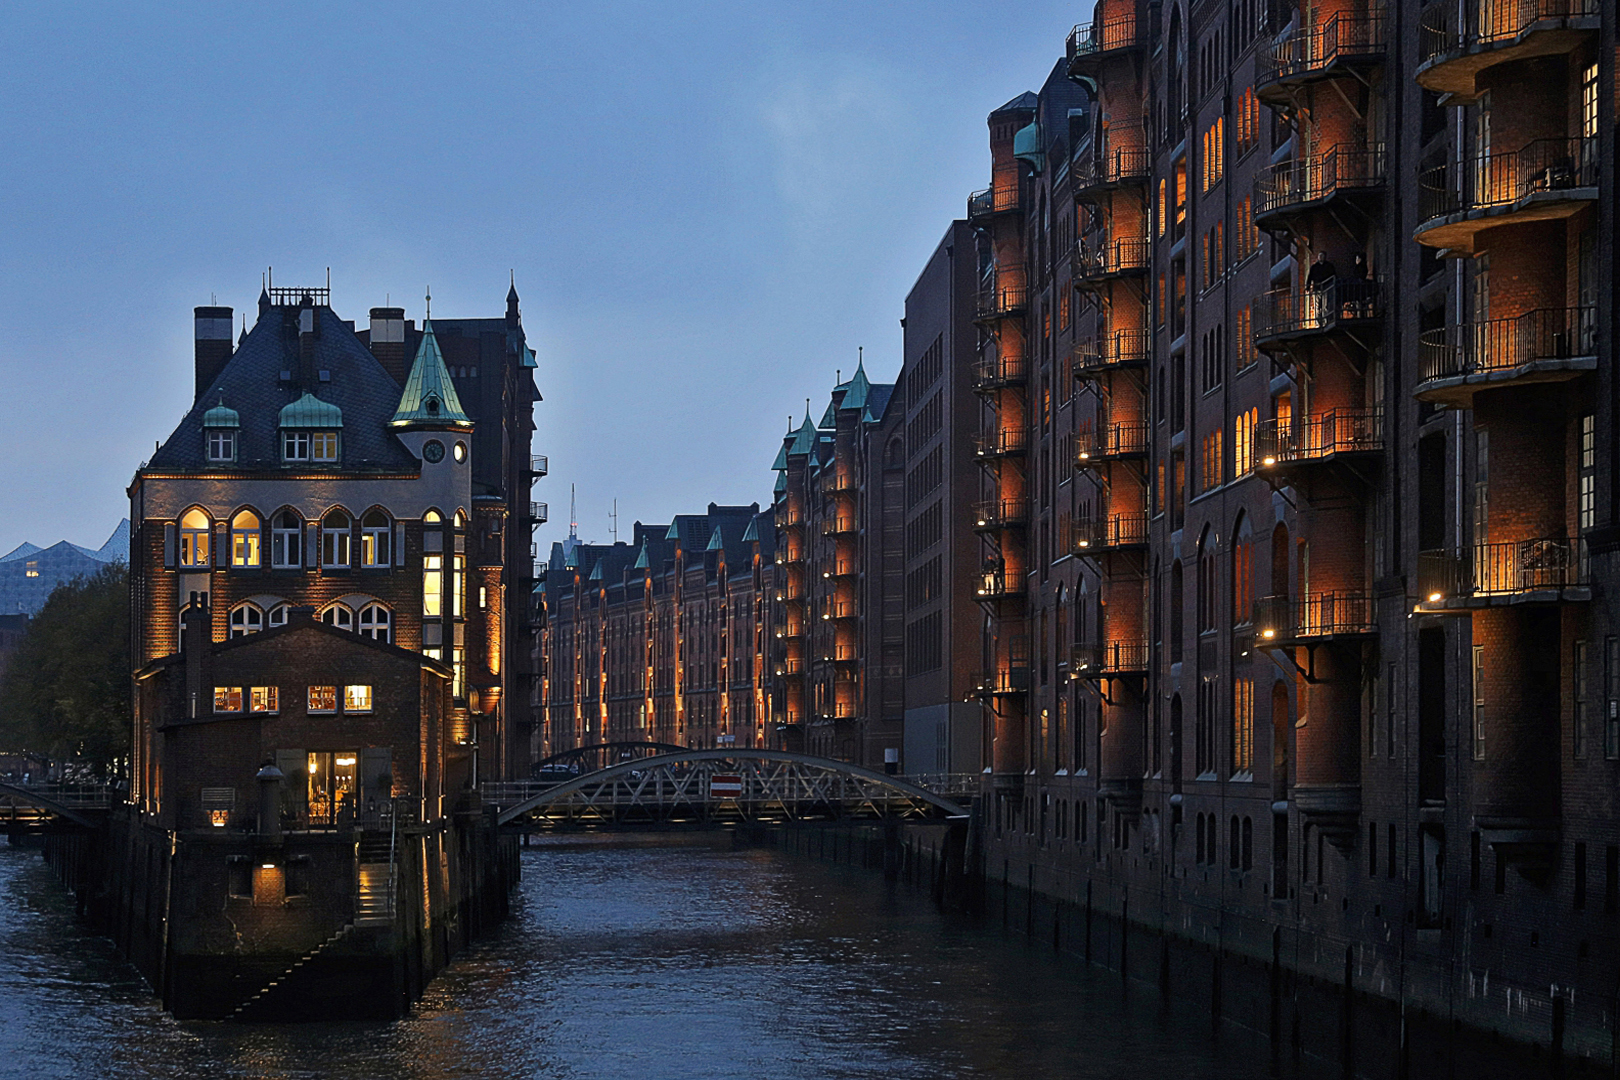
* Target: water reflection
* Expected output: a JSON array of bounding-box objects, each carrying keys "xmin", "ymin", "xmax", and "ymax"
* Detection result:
[{"xmin": 0, "ymin": 837, "xmax": 1299, "ymax": 1079}]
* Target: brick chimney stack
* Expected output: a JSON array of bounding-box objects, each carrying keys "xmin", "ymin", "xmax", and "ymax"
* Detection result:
[
  {"xmin": 369, "ymin": 307, "xmax": 407, "ymax": 385},
  {"xmin": 193, "ymin": 306, "xmax": 233, "ymax": 401}
]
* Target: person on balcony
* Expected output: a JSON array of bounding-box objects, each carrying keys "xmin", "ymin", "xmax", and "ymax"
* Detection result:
[{"xmin": 1305, "ymin": 250, "xmax": 1336, "ymax": 327}]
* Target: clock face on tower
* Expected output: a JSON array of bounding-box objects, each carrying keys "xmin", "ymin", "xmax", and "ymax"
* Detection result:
[{"xmin": 422, "ymin": 440, "xmax": 445, "ymax": 463}]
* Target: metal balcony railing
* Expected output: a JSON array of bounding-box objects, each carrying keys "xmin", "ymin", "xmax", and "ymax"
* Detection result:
[
  {"xmin": 1257, "ymin": 9, "xmax": 1386, "ymax": 88},
  {"xmin": 1418, "ymin": 137, "xmax": 1597, "ymax": 223},
  {"xmin": 823, "ymin": 560, "xmax": 857, "ymax": 578},
  {"xmin": 975, "ymin": 665, "xmax": 1033, "ymax": 695},
  {"xmin": 968, "ymin": 179, "xmax": 1022, "ymax": 219},
  {"xmin": 1075, "ymin": 237, "xmax": 1150, "ymax": 282},
  {"xmin": 971, "ymin": 356, "xmax": 1029, "ymax": 391},
  {"xmin": 1255, "ymin": 143, "xmax": 1387, "ymax": 218},
  {"xmin": 775, "ymin": 658, "xmax": 804, "ymax": 676},
  {"xmin": 822, "ymin": 601, "xmax": 857, "ymax": 620},
  {"xmin": 976, "ymin": 279, "xmax": 1029, "ymax": 320},
  {"xmin": 530, "ymin": 454, "xmax": 548, "ymax": 476},
  {"xmin": 1420, "ymin": 0, "xmax": 1598, "ymax": 64},
  {"xmin": 973, "ymin": 499, "xmax": 1030, "ymax": 530},
  {"xmin": 820, "ymin": 469, "xmax": 853, "ymax": 495},
  {"xmin": 1254, "ymin": 278, "xmax": 1383, "ymax": 342},
  {"xmin": 1253, "ymin": 593, "xmax": 1376, "ymax": 640},
  {"xmin": 820, "ymin": 516, "xmax": 857, "ymax": 536},
  {"xmin": 1073, "ymin": 512, "xmax": 1151, "ymax": 552},
  {"xmin": 1067, "ymin": 14, "xmax": 1143, "ymax": 61},
  {"xmin": 530, "ymin": 501, "xmax": 548, "ymax": 524},
  {"xmin": 1074, "ymin": 328, "xmax": 1151, "ymax": 374},
  {"xmin": 1074, "ymin": 123, "xmax": 1151, "ymax": 190},
  {"xmin": 1076, "ymin": 421, "xmax": 1151, "ymax": 465},
  {"xmin": 1419, "ymin": 306, "xmax": 1596, "ymax": 382},
  {"xmin": 1254, "ymin": 408, "xmax": 1383, "ymax": 468},
  {"xmin": 975, "ymin": 572, "xmax": 1026, "ymax": 599},
  {"xmin": 973, "ymin": 428, "xmax": 1030, "ymax": 458},
  {"xmin": 1071, "ymin": 640, "xmax": 1150, "ymax": 674},
  {"xmin": 1419, "ymin": 538, "xmax": 1587, "ymax": 601},
  {"xmin": 776, "ymin": 505, "xmax": 801, "ymax": 527}
]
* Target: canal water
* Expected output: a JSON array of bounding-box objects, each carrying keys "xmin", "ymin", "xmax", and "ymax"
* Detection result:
[{"xmin": 0, "ymin": 835, "xmax": 1304, "ymax": 1079}]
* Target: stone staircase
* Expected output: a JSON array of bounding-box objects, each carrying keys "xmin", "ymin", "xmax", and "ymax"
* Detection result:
[
  {"xmin": 356, "ymin": 831, "xmax": 395, "ymax": 927},
  {"xmin": 230, "ymin": 923, "xmax": 353, "ymax": 1021}
]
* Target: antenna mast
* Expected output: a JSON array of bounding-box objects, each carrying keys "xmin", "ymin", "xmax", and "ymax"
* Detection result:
[{"xmin": 609, "ymin": 499, "xmax": 618, "ymax": 543}]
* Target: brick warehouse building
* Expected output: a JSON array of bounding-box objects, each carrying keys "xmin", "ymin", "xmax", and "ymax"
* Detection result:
[
  {"xmin": 535, "ymin": 504, "xmax": 777, "ymax": 759},
  {"xmin": 943, "ymin": 0, "xmax": 1619, "ymax": 1066},
  {"xmin": 120, "ymin": 283, "xmax": 534, "ymax": 1016}
]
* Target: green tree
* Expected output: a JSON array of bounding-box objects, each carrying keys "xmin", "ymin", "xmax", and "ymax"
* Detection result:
[{"xmin": 0, "ymin": 562, "xmax": 130, "ymax": 773}]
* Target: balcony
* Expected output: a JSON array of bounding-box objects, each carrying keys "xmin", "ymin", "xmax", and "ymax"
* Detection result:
[
  {"xmin": 1073, "ymin": 125, "xmax": 1151, "ymax": 195},
  {"xmin": 820, "ymin": 515, "xmax": 857, "ymax": 536},
  {"xmin": 974, "ymin": 664, "xmax": 1032, "ymax": 696},
  {"xmin": 530, "ymin": 501, "xmax": 548, "ymax": 525},
  {"xmin": 1254, "ymin": 144, "xmax": 1386, "ymax": 227},
  {"xmin": 1074, "ymin": 328, "xmax": 1151, "ymax": 379},
  {"xmin": 975, "ymin": 279, "xmax": 1028, "ymax": 322},
  {"xmin": 975, "ymin": 572, "xmax": 1027, "ymax": 601},
  {"xmin": 1074, "ymin": 237, "xmax": 1150, "ymax": 289},
  {"xmin": 1417, "ymin": 538, "xmax": 1590, "ymax": 610},
  {"xmin": 968, "ymin": 183, "xmax": 1021, "ymax": 221},
  {"xmin": 821, "ymin": 600, "xmax": 858, "ymax": 622},
  {"xmin": 971, "ymin": 356, "xmax": 1029, "ymax": 392},
  {"xmin": 1076, "ymin": 421, "xmax": 1150, "ymax": 468},
  {"xmin": 821, "ymin": 559, "xmax": 857, "ymax": 579},
  {"xmin": 972, "ymin": 498, "xmax": 1029, "ymax": 532},
  {"xmin": 1066, "ymin": 14, "xmax": 1144, "ymax": 74},
  {"xmin": 1416, "ymin": 306, "xmax": 1596, "ymax": 405},
  {"xmin": 774, "ymin": 658, "xmax": 804, "ymax": 677},
  {"xmin": 1253, "ymin": 593, "xmax": 1376, "ymax": 644},
  {"xmin": 820, "ymin": 469, "xmax": 853, "ymax": 495},
  {"xmin": 776, "ymin": 504, "xmax": 802, "ymax": 528},
  {"xmin": 973, "ymin": 427, "xmax": 1030, "ymax": 459},
  {"xmin": 1254, "ymin": 279, "xmax": 1383, "ymax": 350},
  {"xmin": 1418, "ymin": 0, "xmax": 1599, "ymax": 96},
  {"xmin": 1415, "ymin": 137, "xmax": 1597, "ymax": 254},
  {"xmin": 1071, "ymin": 640, "xmax": 1150, "ymax": 677},
  {"xmin": 774, "ymin": 583, "xmax": 803, "ymax": 603},
  {"xmin": 1255, "ymin": 10, "xmax": 1387, "ymax": 102},
  {"xmin": 1253, "ymin": 408, "xmax": 1383, "ymax": 476},
  {"xmin": 529, "ymin": 454, "xmax": 548, "ymax": 478},
  {"xmin": 1072, "ymin": 512, "xmax": 1151, "ymax": 554}
]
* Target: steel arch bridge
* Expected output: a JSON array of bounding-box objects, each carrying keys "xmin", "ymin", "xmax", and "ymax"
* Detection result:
[
  {"xmin": 0, "ymin": 783, "xmax": 111, "ymax": 829},
  {"xmin": 485, "ymin": 750, "xmax": 972, "ymax": 828},
  {"xmin": 530, "ymin": 740, "xmax": 690, "ymax": 778}
]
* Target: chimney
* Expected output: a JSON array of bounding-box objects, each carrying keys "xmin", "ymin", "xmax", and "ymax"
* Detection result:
[
  {"xmin": 369, "ymin": 307, "xmax": 407, "ymax": 385},
  {"xmin": 194, "ymin": 306, "xmax": 234, "ymax": 401},
  {"xmin": 297, "ymin": 293, "xmax": 318, "ymax": 389}
]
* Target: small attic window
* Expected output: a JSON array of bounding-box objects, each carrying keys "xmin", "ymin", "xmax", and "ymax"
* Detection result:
[
  {"xmin": 207, "ymin": 429, "xmax": 235, "ymax": 463},
  {"xmin": 425, "ymin": 396, "xmax": 441, "ymax": 416}
]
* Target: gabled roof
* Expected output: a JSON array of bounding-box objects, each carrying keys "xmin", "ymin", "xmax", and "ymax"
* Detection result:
[
  {"xmin": 741, "ymin": 517, "xmax": 760, "ymax": 543},
  {"xmin": 993, "ymin": 91, "xmax": 1039, "ymax": 116},
  {"xmin": 705, "ymin": 527, "xmax": 725, "ymax": 552},
  {"xmin": 786, "ymin": 411, "xmax": 818, "ymax": 457},
  {"xmin": 391, "ymin": 319, "xmax": 471, "ymax": 427},
  {"xmin": 819, "ymin": 398, "xmax": 838, "ymax": 429},
  {"xmin": 771, "ymin": 442, "xmax": 789, "ymax": 470},
  {"xmin": 840, "ymin": 359, "xmax": 872, "ymax": 413},
  {"xmin": 279, "ymin": 392, "xmax": 343, "ymax": 429}
]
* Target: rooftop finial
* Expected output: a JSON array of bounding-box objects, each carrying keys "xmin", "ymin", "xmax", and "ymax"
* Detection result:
[{"xmin": 425, "ymin": 288, "xmax": 431, "ymax": 320}]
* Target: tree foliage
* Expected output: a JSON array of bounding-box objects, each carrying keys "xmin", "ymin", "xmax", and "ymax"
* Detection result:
[{"xmin": 0, "ymin": 563, "xmax": 130, "ymax": 771}]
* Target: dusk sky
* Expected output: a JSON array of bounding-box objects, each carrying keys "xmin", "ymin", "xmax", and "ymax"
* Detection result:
[{"xmin": 0, "ymin": 1, "xmax": 1084, "ymax": 557}]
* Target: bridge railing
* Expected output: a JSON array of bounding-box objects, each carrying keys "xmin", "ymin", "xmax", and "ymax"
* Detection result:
[{"xmin": 0, "ymin": 782, "xmax": 116, "ymax": 809}]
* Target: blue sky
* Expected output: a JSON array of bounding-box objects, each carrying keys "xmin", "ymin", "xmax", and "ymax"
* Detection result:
[{"xmin": 0, "ymin": 1, "xmax": 1084, "ymax": 556}]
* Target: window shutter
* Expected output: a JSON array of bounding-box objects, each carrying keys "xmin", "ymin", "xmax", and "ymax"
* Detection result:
[
  {"xmin": 395, "ymin": 522, "xmax": 405, "ymax": 566},
  {"xmin": 163, "ymin": 523, "xmax": 176, "ymax": 568}
]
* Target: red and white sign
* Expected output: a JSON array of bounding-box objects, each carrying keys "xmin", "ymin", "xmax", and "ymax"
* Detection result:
[{"xmin": 709, "ymin": 774, "xmax": 743, "ymax": 799}]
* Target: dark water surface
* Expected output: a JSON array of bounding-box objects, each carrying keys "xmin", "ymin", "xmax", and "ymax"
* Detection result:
[{"xmin": 0, "ymin": 836, "xmax": 1300, "ymax": 1079}]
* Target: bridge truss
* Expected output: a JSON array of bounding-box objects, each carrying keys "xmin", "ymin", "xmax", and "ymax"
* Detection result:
[{"xmin": 485, "ymin": 749, "xmax": 974, "ymax": 828}]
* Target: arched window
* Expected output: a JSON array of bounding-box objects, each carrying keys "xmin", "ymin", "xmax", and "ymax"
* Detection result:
[
  {"xmin": 1197, "ymin": 526, "xmax": 1217, "ymax": 633},
  {"xmin": 267, "ymin": 603, "xmax": 290, "ymax": 628},
  {"xmin": 358, "ymin": 603, "xmax": 391, "ymax": 643},
  {"xmin": 423, "ymin": 508, "xmax": 443, "ymax": 523},
  {"xmin": 322, "ymin": 603, "xmax": 354, "ymax": 631},
  {"xmin": 229, "ymin": 602, "xmax": 263, "ymax": 638},
  {"xmin": 453, "ymin": 509, "xmax": 466, "ymax": 528},
  {"xmin": 180, "ymin": 509, "xmax": 211, "ymax": 568},
  {"xmin": 231, "ymin": 509, "xmax": 261, "ymax": 568},
  {"xmin": 271, "ymin": 510, "xmax": 301, "ymax": 569},
  {"xmin": 321, "ymin": 509, "xmax": 351, "ymax": 568},
  {"xmin": 1231, "ymin": 513, "xmax": 1253, "ymax": 626},
  {"xmin": 362, "ymin": 510, "xmax": 391, "ymax": 568}
]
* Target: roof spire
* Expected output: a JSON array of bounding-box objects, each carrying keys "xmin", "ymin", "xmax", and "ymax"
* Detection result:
[
  {"xmin": 389, "ymin": 316, "xmax": 470, "ymax": 427},
  {"xmin": 424, "ymin": 287, "xmax": 431, "ymax": 319}
]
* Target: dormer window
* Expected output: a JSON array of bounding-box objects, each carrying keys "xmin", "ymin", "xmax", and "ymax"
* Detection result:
[
  {"xmin": 282, "ymin": 430, "xmax": 339, "ymax": 463},
  {"xmin": 283, "ymin": 431, "xmax": 310, "ymax": 461},
  {"xmin": 278, "ymin": 393, "xmax": 344, "ymax": 466},
  {"xmin": 207, "ymin": 429, "xmax": 236, "ymax": 463},
  {"xmin": 310, "ymin": 432, "xmax": 339, "ymax": 462}
]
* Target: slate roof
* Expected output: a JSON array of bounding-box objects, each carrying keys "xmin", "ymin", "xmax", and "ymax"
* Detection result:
[
  {"xmin": 147, "ymin": 306, "xmax": 420, "ymax": 474},
  {"xmin": 391, "ymin": 320, "xmax": 471, "ymax": 427}
]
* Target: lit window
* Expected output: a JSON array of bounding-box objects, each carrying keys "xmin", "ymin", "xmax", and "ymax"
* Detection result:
[
  {"xmin": 311, "ymin": 432, "xmax": 339, "ymax": 463},
  {"xmin": 207, "ymin": 429, "xmax": 236, "ymax": 463},
  {"xmin": 308, "ymin": 685, "xmax": 337, "ymax": 713},
  {"xmin": 479, "ymin": 585, "xmax": 487, "ymax": 609},
  {"xmin": 250, "ymin": 686, "xmax": 279, "ymax": 713},
  {"xmin": 358, "ymin": 603, "xmax": 391, "ymax": 643},
  {"xmin": 424, "ymin": 554, "xmax": 443, "ymax": 617},
  {"xmin": 213, "ymin": 687, "xmax": 243, "ymax": 713},
  {"xmin": 267, "ymin": 603, "xmax": 290, "ymax": 628},
  {"xmin": 452, "ymin": 554, "xmax": 464, "ymax": 619},
  {"xmin": 322, "ymin": 604, "xmax": 354, "ymax": 631},
  {"xmin": 423, "ymin": 509, "xmax": 442, "ymax": 523},
  {"xmin": 361, "ymin": 510, "xmax": 391, "ymax": 567},
  {"xmin": 452, "ymin": 441, "xmax": 467, "ymax": 463},
  {"xmin": 282, "ymin": 430, "xmax": 310, "ymax": 461},
  {"xmin": 453, "ymin": 509, "xmax": 466, "ymax": 527},
  {"xmin": 344, "ymin": 685, "xmax": 373, "ymax": 712},
  {"xmin": 271, "ymin": 510, "xmax": 301, "ymax": 568},
  {"xmin": 452, "ymin": 645, "xmax": 465, "ymax": 699},
  {"xmin": 24, "ymin": 561, "xmax": 38, "ymax": 578},
  {"xmin": 229, "ymin": 604, "xmax": 263, "ymax": 638},
  {"xmin": 180, "ymin": 508, "xmax": 211, "ymax": 568},
  {"xmin": 321, "ymin": 510, "xmax": 351, "ymax": 568},
  {"xmin": 231, "ymin": 510, "xmax": 261, "ymax": 568}
]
